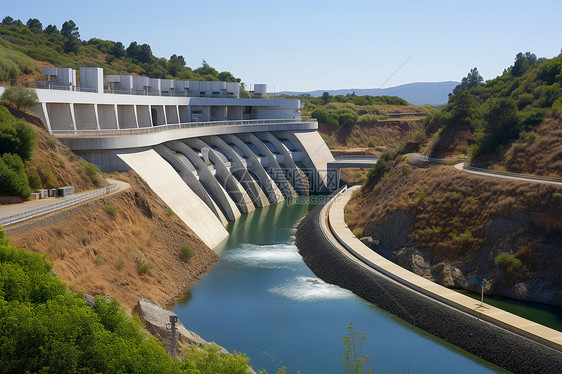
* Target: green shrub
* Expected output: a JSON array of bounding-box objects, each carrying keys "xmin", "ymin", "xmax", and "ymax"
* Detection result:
[
  {"xmin": 165, "ymin": 207, "xmax": 175, "ymax": 217},
  {"xmin": 104, "ymin": 203, "xmax": 119, "ymax": 217},
  {"xmin": 0, "ymin": 228, "xmax": 180, "ymax": 373},
  {"xmin": 367, "ymin": 138, "xmax": 375, "ymax": 148},
  {"xmin": 83, "ymin": 162, "xmax": 100, "ymax": 184},
  {"xmin": 136, "ymin": 258, "xmax": 153, "ymax": 275},
  {"xmin": 494, "ymin": 252, "xmax": 522, "ymax": 270},
  {"xmin": 36, "ymin": 163, "xmax": 57, "ymax": 188},
  {"xmin": 26, "ymin": 166, "xmax": 42, "ymax": 189},
  {"xmin": 181, "ymin": 343, "xmax": 252, "ymax": 374},
  {"xmin": 352, "ymin": 227, "xmax": 364, "ymax": 238},
  {"xmin": 94, "ymin": 255, "xmax": 104, "ymax": 265},
  {"xmin": 1, "ymin": 86, "xmax": 38, "ymax": 109},
  {"xmin": 401, "ymin": 167, "xmax": 411, "ymax": 177},
  {"xmin": 0, "ymin": 105, "xmax": 37, "ymax": 161},
  {"xmin": 180, "ymin": 244, "xmax": 194, "ymax": 262},
  {"xmin": 0, "ymin": 153, "xmax": 30, "ymax": 198},
  {"xmin": 115, "ymin": 256, "xmax": 125, "ymax": 270}
]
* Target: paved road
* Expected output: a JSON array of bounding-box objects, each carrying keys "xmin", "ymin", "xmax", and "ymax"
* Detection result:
[
  {"xmin": 454, "ymin": 163, "xmax": 562, "ymax": 186},
  {"xmin": 0, "ymin": 178, "xmax": 130, "ymax": 221}
]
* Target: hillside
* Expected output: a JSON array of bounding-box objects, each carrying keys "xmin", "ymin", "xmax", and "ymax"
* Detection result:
[
  {"xmin": 1, "ymin": 107, "xmax": 218, "ymax": 311},
  {"xmin": 0, "ymin": 17, "xmax": 243, "ymax": 89},
  {"xmin": 425, "ymin": 52, "xmax": 562, "ymax": 176},
  {"xmin": 344, "ymin": 52, "xmax": 562, "ymax": 306},
  {"xmin": 303, "ymin": 94, "xmax": 430, "ymax": 184},
  {"xmin": 279, "ymin": 81, "xmax": 459, "ymax": 106},
  {"xmin": 346, "ymin": 157, "xmax": 562, "ymax": 306}
]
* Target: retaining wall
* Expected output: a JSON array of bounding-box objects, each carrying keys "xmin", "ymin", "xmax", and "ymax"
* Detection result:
[{"xmin": 295, "ymin": 195, "xmax": 562, "ymax": 374}]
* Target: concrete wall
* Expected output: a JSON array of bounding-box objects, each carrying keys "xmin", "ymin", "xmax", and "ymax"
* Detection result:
[
  {"xmin": 74, "ymin": 104, "xmax": 97, "ymax": 130},
  {"xmin": 117, "ymin": 149, "xmax": 228, "ymax": 250}
]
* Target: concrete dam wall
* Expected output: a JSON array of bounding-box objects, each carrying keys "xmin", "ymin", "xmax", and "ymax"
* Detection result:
[{"xmin": 109, "ymin": 129, "xmax": 334, "ymax": 250}]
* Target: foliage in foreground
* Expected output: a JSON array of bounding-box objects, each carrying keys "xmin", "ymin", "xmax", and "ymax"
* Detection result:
[
  {"xmin": 340, "ymin": 322, "xmax": 372, "ymax": 374},
  {"xmin": 0, "ymin": 228, "xmax": 290, "ymax": 373},
  {"xmin": 0, "ymin": 227, "xmax": 181, "ymax": 373}
]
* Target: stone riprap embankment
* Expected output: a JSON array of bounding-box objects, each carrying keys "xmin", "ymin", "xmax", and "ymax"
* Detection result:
[{"xmin": 295, "ymin": 191, "xmax": 562, "ymax": 374}]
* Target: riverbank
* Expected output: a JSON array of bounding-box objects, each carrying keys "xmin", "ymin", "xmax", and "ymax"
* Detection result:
[{"xmin": 295, "ymin": 189, "xmax": 562, "ymax": 374}]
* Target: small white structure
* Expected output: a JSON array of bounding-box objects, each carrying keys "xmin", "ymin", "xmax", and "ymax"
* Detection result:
[
  {"xmin": 79, "ymin": 67, "xmax": 103, "ymax": 93},
  {"xmin": 252, "ymin": 84, "xmax": 267, "ymax": 98},
  {"xmin": 133, "ymin": 76, "xmax": 150, "ymax": 95},
  {"xmin": 41, "ymin": 67, "xmax": 76, "ymax": 91}
]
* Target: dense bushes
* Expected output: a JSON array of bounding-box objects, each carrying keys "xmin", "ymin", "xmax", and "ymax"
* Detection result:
[
  {"xmin": 0, "ymin": 229, "xmax": 271, "ymax": 373},
  {"xmin": 311, "ymin": 106, "xmax": 360, "ymax": 127},
  {"xmin": 0, "ymin": 228, "xmax": 178, "ymax": 373},
  {"xmin": 432, "ymin": 53, "xmax": 562, "ymax": 158},
  {"xmin": 0, "ymin": 153, "xmax": 30, "ymax": 198},
  {"xmin": 0, "ymin": 105, "xmax": 37, "ymax": 198},
  {"xmin": 0, "ymin": 105, "xmax": 36, "ymax": 160}
]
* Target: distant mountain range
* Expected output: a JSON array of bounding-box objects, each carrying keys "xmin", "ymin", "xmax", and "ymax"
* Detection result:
[{"xmin": 278, "ymin": 81, "xmax": 459, "ymax": 106}]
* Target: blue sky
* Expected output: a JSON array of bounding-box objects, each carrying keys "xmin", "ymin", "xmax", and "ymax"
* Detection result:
[{"xmin": 3, "ymin": 0, "xmax": 561, "ymax": 91}]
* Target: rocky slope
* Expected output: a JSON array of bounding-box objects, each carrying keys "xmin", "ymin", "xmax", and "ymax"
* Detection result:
[{"xmin": 345, "ymin": 160, "xmax": 562, "ymax": 307}]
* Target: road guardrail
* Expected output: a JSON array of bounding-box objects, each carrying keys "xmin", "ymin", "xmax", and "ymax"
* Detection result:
[{"xmin": 0, "ymin": 184, "xmax": 118, "ymax": 227}]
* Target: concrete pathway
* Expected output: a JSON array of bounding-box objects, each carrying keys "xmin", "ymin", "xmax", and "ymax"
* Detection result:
[
  {"xmin": 325, "ymin": 186, "xmax": 562, "ymax": 352},
  {"xmin": 0, "ymin": 178, "xmax": 130, "ymax": 224},
  {"xmin": 454, "ymin": 163, "xmax": 562, "ymax": 186}
]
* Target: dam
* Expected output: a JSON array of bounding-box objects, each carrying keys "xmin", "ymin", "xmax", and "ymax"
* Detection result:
[{"xmin": 13, "ymin": 66, "xmax": 337, "ymax": 249}]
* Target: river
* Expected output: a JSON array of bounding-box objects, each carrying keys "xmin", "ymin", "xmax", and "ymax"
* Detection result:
[{"xmin": 173, "ymin": 199, "xmax": 506, "ymax": 373}]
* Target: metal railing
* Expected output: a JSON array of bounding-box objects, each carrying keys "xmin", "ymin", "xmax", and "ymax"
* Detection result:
[
  {"xmin": 51, "ymin": 119, "xmax": 317, "ymax": 138},
  {"xmin": 0, "ymin": 184, "xmax": 118, "ymax": 227}
]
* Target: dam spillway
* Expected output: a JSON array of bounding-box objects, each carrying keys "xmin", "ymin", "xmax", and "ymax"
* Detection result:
[
  {"xmin": 15, "ymin": 70, "xmax": 336, "ymax": 249},
  {"xmin": 109, "ymin": 128, "xmax": 335, "ymax": 249}
]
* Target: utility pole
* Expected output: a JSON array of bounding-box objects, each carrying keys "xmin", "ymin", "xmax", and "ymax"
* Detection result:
[{"xmin": 480, "ymin": 279, "xmax": 489, "ymax": 307}]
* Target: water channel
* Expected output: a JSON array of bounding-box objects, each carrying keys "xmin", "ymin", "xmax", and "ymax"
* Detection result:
[{"xmin": 173, "ymin": 199, "xmax": 507, "ymax": 373}]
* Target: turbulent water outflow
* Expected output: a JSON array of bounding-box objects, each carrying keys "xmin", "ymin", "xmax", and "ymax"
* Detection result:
[{"xmin": 173, "ymin": 200, "xmax": 509, "ymax": 374}]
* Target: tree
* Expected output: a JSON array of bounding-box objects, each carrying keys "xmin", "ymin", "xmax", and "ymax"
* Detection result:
[
  {"xmin": 26, "ymin": 18, "xmax": 42, "ymax": 33},
  {"xmin": 60, "ymin": 20, "xmax": 79, "ymax": 39},
  {"xmin": 44, "ymin": 24, "xmax": 58, "ymax": 34},
  {"xmin": 1, "ymin": 16, "xmax": 14, "ymax": 25},
  {"xmin": 110, "ymin": 41, "xmax": 125, "ymax": 58},
  {"xmin": 61, "ymin": 20, "xmax": 80, "ymax": 53},
  {"xmin": 510, "ymin": 52, "xmax": 537, "ymax": 77},
  {"xmin": 340, "ymin": 322, "xmax": 372, "ymax": 374},
  {"xmin": 1, "ymin": 86, "xmax": 38, "ymax": 111},
  {"xmin": 452, "ymin": 67, "xmax": 484, "ymax": 96},
  {"xmin": 322, "ymin": 91, "xmax": 331, "ymax": 104},
  {"xmin": 138, "ymin": 43, "xmax": 153, "ymax": 63},
  {"xmin": 217, "ymin": 71, "xmax": 239, "ymax": 82}
]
